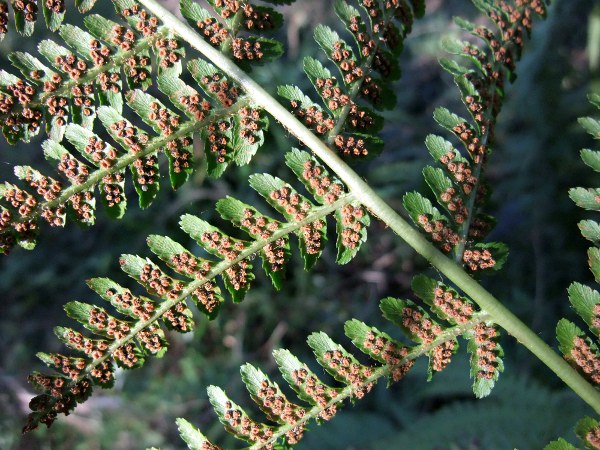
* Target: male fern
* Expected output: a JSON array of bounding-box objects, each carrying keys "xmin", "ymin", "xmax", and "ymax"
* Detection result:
[{"xmin": 0, "ymin": 0, "xmax": 599, "ymax": 448}]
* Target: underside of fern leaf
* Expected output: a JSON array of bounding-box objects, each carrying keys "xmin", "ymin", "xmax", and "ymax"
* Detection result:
[
  {"xmin": 0, "ymin": 0, "xmax": 297, "ymax": 254},
  {"xmin": 403, "ymin": 0, "xmax": 548, "ymax": 273},
  {"xmin": 175, "ymin": 285, "xmax": 501, "ymax": 449},
  {"xmin": 22, "ymin": 149, "xmax": 375, "ymax": 432}
]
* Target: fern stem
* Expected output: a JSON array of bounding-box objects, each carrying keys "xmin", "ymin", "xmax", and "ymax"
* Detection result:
[
  {"xmin": 138, "ymin": 0, "xmax": 600, "ymax": 414},
  {"xmin": 252, "ymin": 313, "xmax": 490, "ymax": 449}
]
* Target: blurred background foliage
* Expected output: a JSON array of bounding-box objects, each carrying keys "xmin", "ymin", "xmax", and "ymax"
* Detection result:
[{"xmin": 1, "ymin": 0, "xmax": 600, "ymax": 448}]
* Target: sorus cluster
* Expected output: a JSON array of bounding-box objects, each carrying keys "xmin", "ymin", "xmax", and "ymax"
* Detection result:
[
  {"xmin": 164, "ymin": 301, "xmax": 193, "ymax": 332},
  {"xmin": 472, "ymin": 323, "xmax": 500, "ymax": 380},
  {"xmin": 56, "ymin": 153, "xmax": 89, "ymax": 185},
  {"xmin": 331, "ymin": 41, "xmax": 363, "ymax": 85},
  {"xmin": 439, "ymin": 150, "xmax": 477, "ymax": 195},
  {"xmin": 195, "ymin": 17, "xmax": 229, "ymax": 47},
  {"xmin": 13, "ymin": 0, "xmax": 37, "ymax": 23},
  {"xmin": 89, "ymin": 39, "xmax": 112, "ymax": 67},
  {"xmin": 24, "ymin": 374, "xmax": 91, "ymax": 431},
  {"xmin": 239, "ymin": 208, "xmax": 286, "ymax": 272},
  {"xmin": 430, "ymin": 340, "xmax": 455, "ymax": 372},
  {"xmin": 333, "ymin": 134, "xmax": 369, "ymax": 157},
  {"xmin": 70, "ymin": 84, "xmax": 94, "ymax": 117},
  {"xmin": 585, "ymin": 426, "xmax": 600, "ymax": 449},
  {"xmin": 89, "ymin": 361, "xmax": 113, "ymax": 385},
  {"xmin": 222, "ymin": 400, "xmax": 275, "ymax": 448},
  {"xmin": 55, "ymin": 53, "xmax": 88, "ymax": 81},
  {"xmin": 290, "ymin": 367, "xmax": 338, "ymax": 420},
  {"xmin": 432, "ymin": 286, "xmax": 475, "ymax": 324},
  {"xmin": 570, "ymin": 335, "xmax": 600, "ymax": 385},
  {"xmin": 3, "ymin": 185, "xmax": 37, "ymax": 217},
  {"xmin": 87, "ymin": 307, "xmax": 130, "ymax": 340},
  {"xmin": 467, "ymin": 215, "xmax": 493, "ymax": 239},
  {"xmin": 84, "ymin": 136, "xmax": 118, "ymax": 169},
  {"xmin": 171, "ymin": 250, "xmax": 212, "ymax": 279},
  {"xmin": 21, "ymin": 168, "xmax": 62, "ymax": 202},
  {"xmin": 452, "ymin": 121, "xmax": 486, "ymax": 163},
  {"xmin": 139, "ymin": 263, "xmax": 184, "ymax": 300},
  {"xmin": 323, "ymin": 349, "xmax": 374, "ymax": 399},
  {"xmin": 238, "ymin": 107, "xmax": 262, "ymax": 144},
  {"xmin": 45, "ymin": 96, "xmax": 68, "ymax": 126},
  {"xmin": 348, "ymin": 16, "xmax": 376, "ymax": 58},
  {"xmin": 42, "ymin": 73, "xmax": 63, "ymax": 93},
  {"xmin": 101, "ymin": 172, "xmax": 125, "ymax": 208},
  {"xmin": 149, "ymin": 101, "xmax": 180, "ymax": 137},
  {"xmin": 231, "ymin": 38, "xmax": 264, "ymax": 61},
  {"xmin": 7, "ymin": 79, "xmax": 36, "ymax": 105},
  {"xmin": 122, "ymin": 4, "xmax": 158, "ymax": 37},
  {"xmin": 125, "ymin": 54, "xmax": 151, "ymax": 86},
  {"xmin": 439, "ymin": 187, "xmax": 468, "ymax": 224},
  {"xmin": 113, "ymin": 342, "xmax": 139, "ymax": 368},
  {"xmin": 206, "ymin": 120, "xmax": 230, "ymax": 164},
  {"xmin": 0, "ymin": 2, "xmax": 8, "ymax": 35},
  {"xmin": 201, "ymin": 73, "xmax": 239, "ymax": 107},
  {"xmin": 269, "ymin": 186, "xmax": 325, "ymax": 255},
  {"xmin": 462, "ymin": 248, "xmax": 496, "ymax": 271},
  {"xmin": 45, "ymin": 0, "xmax": 64, "ymax": 14},
  {"xmin": 199, "ymin": 230, "xmax": 252, "ymax": 291},
  {"xmin": 192, "ymin": 281, "xmax": 221, "ymax": 314},
  {"xmin": 347, "ymin": 104, "xmax": 375, "ymax": 131},
  {"xmin": 166, "ymin": 137, "xmax": 192, "ymax": 174},
  {"xmin": 401, "ymin": 305, "xmax": 443, "ymax": 345},
  {"xmin": 164, "ymin": 302, "xmax": 192, "ymax": 333},
  {"xmin": 97, "ymin": 71, "xmax": 121, "ymax": 94},
  {"xmin": 63, "ymin": 328, "xmax": 108, "ymax": 360},
  {"xmin": 111, "ymin": 25, "xmax": 137, "ymax": 51},
  {"xmin": 179, "ymin": 93, "xmax": 212, "ymax": 121},
  {"xmin": 256, "ymin": 380, "xmax": 306, "ymax": 444},
  {"xmin": 363, "ymin": 330, "xmax": 414, "ymax": 382},
  {"xmin": 289, "ymin": 100, "xmax": 334, "ymax": 135},
  {"xmin": 416, "ymin": 214, "xmax": 460, "ymax": 253},
  {"xmin": 315, "ymin": 77, "xmax": 351, "ymax": 112},
  {"xmin": 155, "ymin": 38, "xmax": 181, "ymax": 68},
  {"xmin": 301, "ymin": 158, "xmax": 345, "ymax": 205},
  {"xmin": 2, "ymin": 105, "xmax": 43, "ymax": 138},
  {"xmin": 105, "ymin": 287, "xmax": 155, "ymax": 322},
  {"xmin": 136, "ymin": 324, "xmax": 164, "ymax": 354},
  {"xmin": 359, "ymin": 75, "xmax": 383, "ymax": 106},
  {"xmin": 372, "ymin": 48, "xmax": 393, "ymax": 78},
  {"xmin": 213, "ymin": 0, "xmax": 241, "ymax": 19},
  {"xmin": 47, "ymin": 354, "xmax": 86, "ymax": 381},
  {"xmin": 241, "ymin": 4, "xmax": 276, "ymax": 31},
  {"xmin": 110, "ymin": 119, "xmax": 150, "ymax": 154},
  {"xmin": 339, "ymin": 204, "xmax": 366, "ymax": 250},
  {"xmin": 68, "ymin": 190, "xmax": 94, "ymax": 223}
]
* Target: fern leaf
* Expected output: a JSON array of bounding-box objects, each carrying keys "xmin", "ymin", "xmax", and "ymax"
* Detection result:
[
  {"xmin": 176, "ymin": 417, "xmax": 220, "ymax": 450},
  {"xmin": 179, "ymin": 293, "xmax": 487, "ymax": 448},
  {"xmin": 404, "ymin": 0, "xmax": 549, "ymax": 274},
  {"xmin": 23, "ymin": 148, "xmax": 371, "ymax": 430}
]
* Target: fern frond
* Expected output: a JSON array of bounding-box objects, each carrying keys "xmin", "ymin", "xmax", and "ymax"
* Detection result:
[
  {"xmin": 403, "ymin": 0, "xmax": 548, "ymax": 272},
  {"xmin": 277, "ymin": 0, "xmax": 423, "ymax": 161},
  {"xmin": 556, "ymin": 94, "xmax": 600, "ymax": 388},
  {"xmin": 176, "ymin": 290, "xmax": 497, "ymax": 449},
  {"xmin": 0, "ymin": 0, "xmax": 100, "ymax": 40},
  {"xmin": 543, "ymin": 94, "xmax": 600, "ymax": 449},
  {"xmin": 23, "ymin": 148, "xmax": 374, "ymax": 431}
]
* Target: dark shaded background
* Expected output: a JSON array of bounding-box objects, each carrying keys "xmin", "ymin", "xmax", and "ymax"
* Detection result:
[{"xmin": 1, "ymin": 0, "xmax": 600, "ymax": 448}]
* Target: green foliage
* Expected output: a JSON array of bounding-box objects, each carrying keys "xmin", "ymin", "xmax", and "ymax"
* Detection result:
[{"xmin": 1, "ymin": 0, "xmax": 598, "ymax": 449}]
